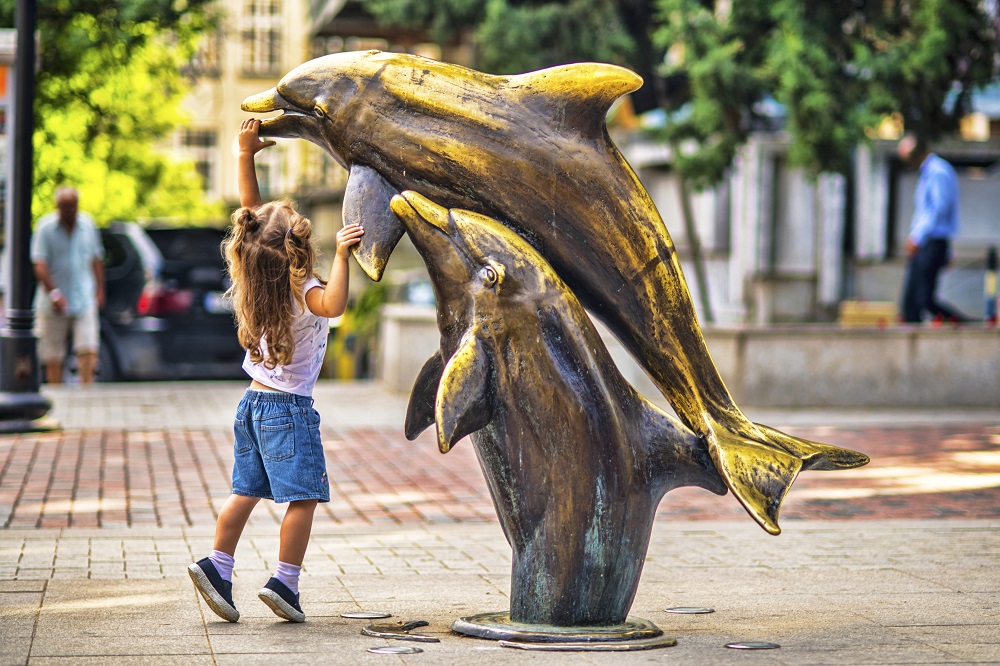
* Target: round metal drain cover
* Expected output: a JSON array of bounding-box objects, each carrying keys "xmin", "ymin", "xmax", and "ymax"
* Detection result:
[
  {"xmin": 367, "ymin": 645, "xmax": 424, "ymax": 654},
  {"xmin": 667, "ymin": 607, "xmax": 715, "ymax": 614},
  {"xmin": 343, "ymin": 611, "xmax": 392, "ymax": 619},
  {"xmin": 726, "ymin": 641, "xmax": 780, "ymax": 650}
]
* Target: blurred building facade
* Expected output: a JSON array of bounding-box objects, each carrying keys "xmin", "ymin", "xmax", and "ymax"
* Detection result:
[{"xmin": 173, "ymin": 0, "xmax": 348, "ymax": 257}]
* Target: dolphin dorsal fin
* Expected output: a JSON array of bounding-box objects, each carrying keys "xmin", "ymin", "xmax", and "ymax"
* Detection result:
[{"xmin": 505, "ymin": 63, "xmax": 643, "ymax": 131}]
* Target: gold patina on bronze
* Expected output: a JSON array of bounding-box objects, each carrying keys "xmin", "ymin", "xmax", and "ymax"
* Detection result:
[{"xmin": 244, "ymin": 53, "xmax": 871, "ymax": 646}]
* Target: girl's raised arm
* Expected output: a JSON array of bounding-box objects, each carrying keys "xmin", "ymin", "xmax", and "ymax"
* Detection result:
[
  {"xmin": 307, "ymin": 223, "xmax": 364, "ymax": 318},
  {"xmin": 237, "ymin": 119, "xmax": 275, "ymax": 209}
]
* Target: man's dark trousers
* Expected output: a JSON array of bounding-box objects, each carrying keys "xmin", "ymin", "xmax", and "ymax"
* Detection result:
[{"xmin": 902, "ymin": 238, "xmax": 965, "ymax": 323}]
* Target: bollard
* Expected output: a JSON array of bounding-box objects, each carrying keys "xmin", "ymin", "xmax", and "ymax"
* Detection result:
[{"xmin": 986, "ymin": 247, "xmax": 998, "ymax": 326}]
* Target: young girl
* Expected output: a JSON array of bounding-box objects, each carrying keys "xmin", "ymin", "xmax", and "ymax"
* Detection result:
[{"xmin": 188, "ymin": 118, "xmax": 364, "ymax": 623}]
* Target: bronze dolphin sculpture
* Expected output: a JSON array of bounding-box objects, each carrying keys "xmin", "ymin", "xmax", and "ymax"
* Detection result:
[
  {"xmin": 242, "ymin": 51, "xmax": 869, "ymax": 533},
  {"xmin": 389, "ymin": 190, "xmax": 727, "ymax": 627}
]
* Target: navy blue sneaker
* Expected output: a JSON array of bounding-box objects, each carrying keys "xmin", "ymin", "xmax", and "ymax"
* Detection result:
[
  {"xmin": 187, "ymin": 558, "xmax": 239, "ymax": 622},
  {"xmin": 258, "ymin": 577, "xmax": 305, "ymax": 623}
]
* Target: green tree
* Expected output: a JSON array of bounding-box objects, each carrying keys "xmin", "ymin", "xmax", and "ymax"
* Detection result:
[{"xmin": 0, "ymin": 1, "xmax": 225, "ymax": 223}]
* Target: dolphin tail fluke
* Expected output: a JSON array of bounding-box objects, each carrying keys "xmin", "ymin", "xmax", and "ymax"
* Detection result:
[
  {"xmin": 706, "ymin": 427, "xmax": 802, "ymax": 535},
  {"xmin": 707, "ymin": 422, "xmax": 870, "ymax": 535}
]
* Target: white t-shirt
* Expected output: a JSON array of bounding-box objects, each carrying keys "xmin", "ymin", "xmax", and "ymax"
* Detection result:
[{"xmin": 242, "ymin": 276, "xmax": 329, "ymax": 396}]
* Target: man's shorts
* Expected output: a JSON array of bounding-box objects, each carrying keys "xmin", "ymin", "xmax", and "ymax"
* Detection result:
[
  {"xmin": 231, "ymin": 389, "xmax": 330, "ymax": 503},
  {"xmin": 38, "ymin": 307, "xmax": 100, "ymax": 363}
]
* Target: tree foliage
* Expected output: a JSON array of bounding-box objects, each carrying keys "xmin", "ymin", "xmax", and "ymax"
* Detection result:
[
  {"xmin": 657, "ymin": 0, "xmax": 999, "ymax": 186},
  {"xmin": 365, "ymin": 0, "xmax": 1000, "ymax": 187},
  {"xmin": 0, "ymin": 0, "xmax": 225, "ymax": 223}
]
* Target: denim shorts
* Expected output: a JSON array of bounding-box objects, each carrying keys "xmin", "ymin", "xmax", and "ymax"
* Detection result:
[{"xmin": 231, "ymin": 389, "xmax": 330, "ymax": 503}]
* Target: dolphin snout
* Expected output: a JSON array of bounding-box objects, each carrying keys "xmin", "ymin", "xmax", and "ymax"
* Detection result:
[
  {"xmin": 241, "ymin": 89, "xmax": 281, "ymax": 113},
  {"xmin": 394, "ymin": 191, "xmax": 451, "ymax": 232}
]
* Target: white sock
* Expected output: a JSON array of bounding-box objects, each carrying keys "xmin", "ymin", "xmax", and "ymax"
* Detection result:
[
  {"xmin": 208, "ymin": 550, "xmax": 234, "ymax": 582},
  {"xmin": 274, "ymin": 561, "xmax": 302, "ymax": 596}
]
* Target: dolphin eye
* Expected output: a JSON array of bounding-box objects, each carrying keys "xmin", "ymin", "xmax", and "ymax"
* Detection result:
[
  {"xmin": 483, "ymin": 266, "xmax": 498, "ymax": 286},
  {"xmin": 313, "ymin": 105, "xmax": 326, "ymax": 119}
]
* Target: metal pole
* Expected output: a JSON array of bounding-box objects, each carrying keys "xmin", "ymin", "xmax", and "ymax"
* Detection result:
[
  {"xmin": 0, "ymin": 0, "xmax": 53, "ymax": 427},
  {"xmin": 986, "ymin": 246, "xmax": 998, "ymax": 327}
]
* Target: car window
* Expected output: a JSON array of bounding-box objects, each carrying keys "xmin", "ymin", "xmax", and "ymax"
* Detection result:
[{"xmin": 102, "ymin": 231, "xmax": 131, "ymax": 273}]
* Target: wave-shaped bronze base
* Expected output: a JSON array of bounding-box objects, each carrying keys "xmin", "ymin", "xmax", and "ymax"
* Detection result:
[{"xmin": 452, "ymin": 611, "xmax": 676, "ymax": 651}]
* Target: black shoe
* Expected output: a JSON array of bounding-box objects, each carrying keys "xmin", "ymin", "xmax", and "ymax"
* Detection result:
[
  {"xmin": 258, "ymin": 577, "xmax": 305, "ymax": 623},
  {"xmin": 188, "ymin": 558, "xmax": 239, "ymax": 622}
]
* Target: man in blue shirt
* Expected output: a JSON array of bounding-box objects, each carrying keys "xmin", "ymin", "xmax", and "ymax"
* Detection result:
[
  {"xmin": 897, "ymin": 134, "xmax": 968, "ymax": 324},
  {"xmin": 31, "ymin": 187, "xmax": 105, "ymax": 384}
]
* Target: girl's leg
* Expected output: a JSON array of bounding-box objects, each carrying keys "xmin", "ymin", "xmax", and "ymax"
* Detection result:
[
  {"xmin": 278, "ymin": 499, "xmax": 318, "ymax": 566},
  {"xmin": 258, "ymin": 500, "xmax": 317, "ymax": 622},
  {"xmin": 214, "ymin": 494, "xmax": 261, "ymax": 556},
  {"xmin": 189, "ymin": 493, "xmax": 258, "ymax": 623}
]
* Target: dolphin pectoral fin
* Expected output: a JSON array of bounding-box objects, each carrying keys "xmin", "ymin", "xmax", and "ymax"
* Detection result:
[
  {"xmin": 405, "ymin": 352, "xmax": 444, "ymax": 441},
  {"xmin": 752, "ymin": 423, "xmax": 871, "ymax": 471},
  {"xmin": 435, "ymin": 333, "xmax": 494, "ymax": 454},
  {"xmin": 707, "ymin": 428, "xmax": 804, "ymax": 536},
  {"xmin": 344, "ymin": 164, "xmax": 405, "ymax": 281}
]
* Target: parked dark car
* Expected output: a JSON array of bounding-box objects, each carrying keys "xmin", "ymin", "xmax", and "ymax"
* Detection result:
[{"xmin": 93, "ymin": 222, "xmax": 245, "ymax": 381}]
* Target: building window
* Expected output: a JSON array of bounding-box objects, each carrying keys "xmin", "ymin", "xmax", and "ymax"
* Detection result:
[
  {"xmin": 242, "ymin": 0, "xmax": 283, "ymax": 77},
  {"xmin": 185, "ymin": 29, "xmax": 222, "ymax": 77},
  {"xmin": 179, "ymin": 129, "xmax": 219, "ymax": 196}
]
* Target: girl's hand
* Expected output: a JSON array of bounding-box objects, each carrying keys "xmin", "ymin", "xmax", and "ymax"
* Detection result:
[
  {"xmin": 239, "ymin": 119, "xmax": 276, "ymax": 155},
  {"xmin": 336, "ymin": 223, "xmax": 364, "ymax": 258}
]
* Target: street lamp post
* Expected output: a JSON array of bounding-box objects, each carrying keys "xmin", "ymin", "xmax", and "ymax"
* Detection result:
[{"xmin": 0, "ymin": 0, "xmax": 53, "ymax": 431}]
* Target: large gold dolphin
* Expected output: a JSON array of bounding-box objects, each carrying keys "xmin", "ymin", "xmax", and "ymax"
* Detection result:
[{"xmin": 243, "ymin": 51, "xmax": 869, "ymax": 534}]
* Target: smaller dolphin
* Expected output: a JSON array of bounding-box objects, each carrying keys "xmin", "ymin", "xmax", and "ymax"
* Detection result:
[{"xmin": 390, "ymin": 189, "xmax": 727, "ymax": 627}]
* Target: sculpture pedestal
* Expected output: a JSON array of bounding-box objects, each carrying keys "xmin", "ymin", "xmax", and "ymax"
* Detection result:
[{"xmin": 452, "ymin": 612, "xmax": 676, "ymax": 651}]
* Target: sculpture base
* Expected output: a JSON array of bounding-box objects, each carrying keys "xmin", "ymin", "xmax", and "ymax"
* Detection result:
[
  {"xmin": 0, "ymin": 416, "xmax": 60, "ymax": 434},
  {"xmin": 0, "ymin": 390, "xmax": 53, "ymax": 426},
  {"xmin": 452, "ymin": 612, "xmax": 676, "ymax": 651}
]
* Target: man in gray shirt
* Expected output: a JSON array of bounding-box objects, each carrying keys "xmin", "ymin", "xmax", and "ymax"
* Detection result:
[{"xmin": 31, "ymin": 186, "xmax": 105, "ymax": 385}]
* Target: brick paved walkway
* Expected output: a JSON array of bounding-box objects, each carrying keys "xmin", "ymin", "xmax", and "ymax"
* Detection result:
[{"xmin": 2, "ymin": 421, "xmax": 998, "ymax": 530}]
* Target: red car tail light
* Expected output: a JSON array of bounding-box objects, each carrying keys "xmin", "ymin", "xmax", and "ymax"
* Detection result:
[{"xmin": 137, "ymin": 284, "xmax": 194, "ymax": 316}]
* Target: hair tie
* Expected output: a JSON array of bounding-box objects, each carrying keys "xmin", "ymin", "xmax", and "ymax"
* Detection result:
[{"xmin": 239, "ymin": 209, "xmax": 259, "ymax": 231}]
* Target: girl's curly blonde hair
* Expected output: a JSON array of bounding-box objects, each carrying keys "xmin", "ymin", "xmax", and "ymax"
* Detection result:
[{"xmin": 222, "ymin": 200, "xmax": 318, "ymax": 370}]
